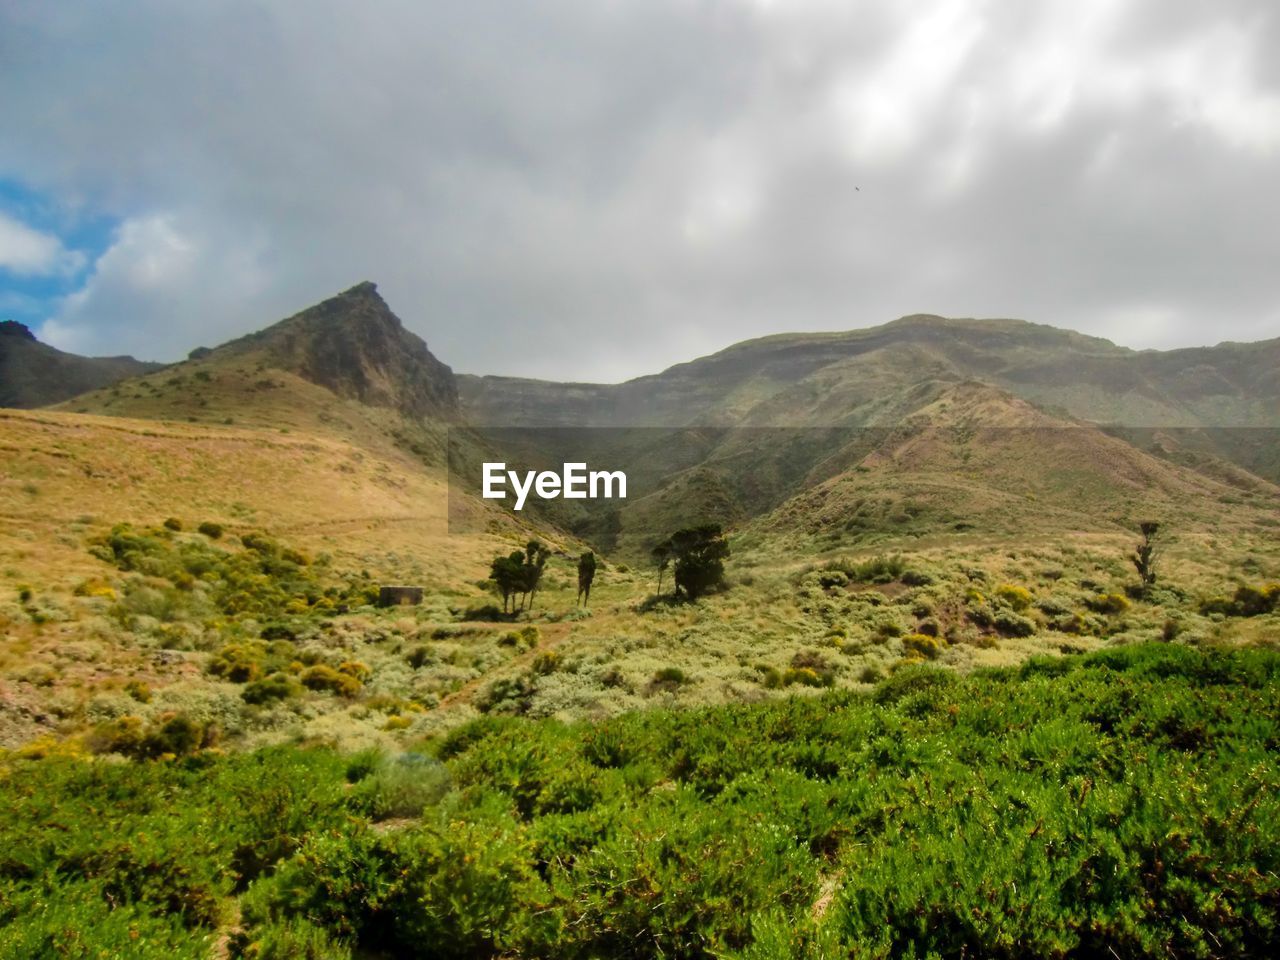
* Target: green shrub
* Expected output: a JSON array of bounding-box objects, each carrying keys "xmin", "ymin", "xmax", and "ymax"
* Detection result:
[
  {"xmin": 197, "ymin": 521, "xmax": 223, "ymax": 539},
  {"xmin": 902, "ymin": 632, "xmax": 947, "ymax": 659},
  {"xmin": 163, "ymin": 517, "xmax": 183, "ymax": 531},
  {"xmin": 242, "ymin": 673, "xmax": 300, "ymax": 705},
  {"xmin": 531, "ymin": 651, "xmax": 559, "ymax": 676},
  {"xmin": 783, "ymin": 667, "xmax": 825, "ymax": 687},
  {"xmin": 995, "ymin": 583, "xmax": 1033, "ymax": 611},
  {"xmin": 1087, "ymin": 592, "xmax": 1130, "ymax": 614},
  {"xmin": 653, "ymin": 666, "xmax": 687, "ymax": 685},
  {"xmin": 994, "ymin": 610, "xmax": 1036, "ymax": 637},
  {"xmin": 347, "ymin": 754, "xmax": 451, "ymax": 821},
  {"xmin": 300, "ymin": 665, "xmax": 363, "ymax": 698}
]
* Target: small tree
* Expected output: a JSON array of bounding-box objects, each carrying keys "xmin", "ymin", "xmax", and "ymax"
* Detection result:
[
  {"xmin": 1131, "ymin": 521, "xmax": 1161, "ymax": 595},
  {"xmin": 489, "ymin": 551, "xmax": 525, "ymax": 614},
  {"xmin": 520, "ymin": 540, "xmax": 550, "ymax": 611},
  {"xmin": 651, "ymin": 542, "xmax": 671, "ymax": 598},
  {"xmin": 576, "ymin": 551, "xmax": 597, "ymax": 606},
  {"xmin": 654, "ymin": 525, "xmax": 730, "ymax": 601}
]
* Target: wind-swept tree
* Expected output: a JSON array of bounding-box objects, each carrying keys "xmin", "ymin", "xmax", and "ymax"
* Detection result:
[
  {"xmin": 653, "ymin": 524, "xmax": 730, "ymax": 601},
  {"xmin": 577, "ymin": 551, "xmax": 597, "ymax": 606},
  {"xmin": 1131, "ymin": 521, "xmax": 1162, "ymax": 595},
  {"xmin": 651, "ymin": 541, "xmax": 671, "ymax": 598},
  {"xmin": 489, "ymin": 551, "xmax": 525, "ymax": 615},
  {"xmin": 520, "ymin": 540, "xmax": 550, "ymax": 611},
  {"xmin": 488, "ymin": 540, "xmax": 550, "ymax": 614}
]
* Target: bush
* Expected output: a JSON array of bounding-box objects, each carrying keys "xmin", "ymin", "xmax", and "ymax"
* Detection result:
[
  {"xmin": 902, "ymin": 633, "xmax": 947, "ymax": 659},
  {"xmin": 783, "ymin": 667, "xmax": 825, "ymax": 687},
  {"xmin": 1087, "ymin": 592, "xmax": 1130, "ymax": 615},
  {"xmin": 301, "ymin": 664, "xmax": 363, "ymax": 698},
  {"xmin": 653, "ymin": 666, "xmax": 687, "ymax": 685},
  {"xmin": 994, "ymin": 610, "xmax": 1036, "ymax": 637},
  {"xmin": 347, "ymin": 754, "xmax": 451, "ymax": 821},
  {"xmin": 197, "ymin": 521, "xmax": 223, "ymax": 539},
  {"xmin": 531, "ymin": 651, "xmax": 560, "ymax": 676},
  {"xmin": 163, "ymin": 517, "xmax": 183, "ymax": 531},
  {"xmin": 242, "ymin": 673, "xmax": 300, "ymax": 705},
  {"xmin": 209, "ymin": 643, "xmax": 264, "ymax": 683},
  {"xmin": 995, "ymin": 583, "xmax": 1033, "ymax": 611}
]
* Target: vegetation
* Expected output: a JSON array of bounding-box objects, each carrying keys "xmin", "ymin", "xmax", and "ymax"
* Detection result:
[
  {"xmin": 1132, "ymin": 520, "xmax": 1162, "ymax": 593},
  {"xmin": 652, "ymin": 525, "xmax": 731, "ymax": 601},
  {"xmin": 3, "ymin": 645, "xmax": 1279, "ymax": 957},
  {"xmin": 576, "ymin": 550, "xmax": 596, "ymax": 606},
  {"xmin": 488, "ymin": 540, "xmax": 551, "ymax": 614}
]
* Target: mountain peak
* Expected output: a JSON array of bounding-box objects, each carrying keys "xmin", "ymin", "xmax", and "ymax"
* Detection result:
[
  {"xmin": 0, "ymin": 320, "xmax": 36, "ymax": 341},
  {"xmin": 215, "ymin": 283, "xmax": 458, "ymax": 419}
]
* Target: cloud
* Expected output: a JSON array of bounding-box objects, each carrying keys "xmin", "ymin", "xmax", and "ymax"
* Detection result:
[
  {"xmin": 39, "ymin": 213, "xmax": 271, "ymax": 358},
  {"xmin": 2, "ymin": 0, "xmax": 1278, "ymax": 376},
  {"xmin": 0, "ymin": 210, "xmax": 85, "ymax": 277}
]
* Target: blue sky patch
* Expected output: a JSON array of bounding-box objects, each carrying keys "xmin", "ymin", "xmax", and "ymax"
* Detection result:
[{"xmin": 0, "ymin": 178, "xmax": 116, "ymax": 328}]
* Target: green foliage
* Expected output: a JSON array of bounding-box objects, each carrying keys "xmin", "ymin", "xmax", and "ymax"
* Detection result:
[
  {"xmin": 346, "ymin": 753, "xmax": 451, "ymax": 821},
  {"xmin": 821, "ymin": 554, "xmax": 907, "ymax": 584},
  {"xmin": 7, "ymin": 646, "xmax": 1280, "ymax": 957},
  {"xmin": 242, "ymin": 672, "xmax": 301, "ymax": 705},
  {"xmin": 1087, "ymin": 591, "xmax": 1131, "ymax": 614},
  {"xmin": 654, "ymin": 524, "xmax": 731, "ymax": 601},
  {"xmin": 89, "ymin": 523, "xmax": 374, "ymax": 623},
  {"xmin": 0, "ymin": 748, "xmax": 349, "ymax": 955},
  {"xmin": 300, "ymin": 664, "xmax": 362, "ymax": 698},
  {"xmin": 1200, "ymin": 582, "xmax": 1280, "ymax": 618},
  {"xmin": 488, "ymin": 540, "xmax": 551, "ymax": 614},
  {"xmin": 197, "ymin": 521, "xmax": 223, "ymax": 539},
  {"xmin": 995, "ymin": 583, "xmax": 1033, "ymax": 611}
]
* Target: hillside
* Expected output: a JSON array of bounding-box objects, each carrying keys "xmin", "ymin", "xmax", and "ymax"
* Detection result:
[
  {"xmin": 0, "ymin": 319, "xmax": 164, "ymax": 408},
  {"xmin": 2, "ymin": 285, "xmax": 1277, "ymax": 759},
  {"xmin": 460, "ymin": 315, "xmax": 1280, "ymax": 428},
  {"xmin": 459, "ymin": 314, "xmax": 1280, "ymax": 482}
]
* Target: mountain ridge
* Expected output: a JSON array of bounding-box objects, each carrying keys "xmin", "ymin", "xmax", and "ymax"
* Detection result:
[{"xmin": 0, "ymin": 320, "xmax": 165, "ymax": 408}]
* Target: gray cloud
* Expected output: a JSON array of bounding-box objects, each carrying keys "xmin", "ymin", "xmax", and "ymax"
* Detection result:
[{"xmin": 2, "ymin": 0, "xmax": 1277, "ymax": 379}]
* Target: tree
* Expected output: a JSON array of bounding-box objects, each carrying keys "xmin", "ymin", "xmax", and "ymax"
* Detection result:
[
  {"xmin": 651, "ymin": 542, "xmax": 671, "ymax": 598},
  {"xmin": 489, "ymin": 551, "xmax": 525, "ymax": 615},
  {"xmin": 1131, "ymin": 521, "xmax": 1162, "ymax": 594},
  {"xmin": 520, "ymin": 540, "xmax": 550, "ymax": 611},
  {"xmin": 653, "ymin": 524, "xmax": 730, "ymax": 601},
  {"xmin": 576, "ymin": 551, "xmax": 597, "ymax": 606},
  {"xmin": 487, "ymin": 540, "xmax": 550, "ymax": 614}
]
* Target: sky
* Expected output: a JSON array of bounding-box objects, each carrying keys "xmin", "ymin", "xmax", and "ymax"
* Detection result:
[{"xmin": 1, "ymin": 0, "xmax": 1278, "ymax": 382}]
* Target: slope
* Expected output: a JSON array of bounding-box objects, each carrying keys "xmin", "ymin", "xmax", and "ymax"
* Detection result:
[{"xmin": 0, "ymin": 320, "xmax": 164, "ymax": 408}]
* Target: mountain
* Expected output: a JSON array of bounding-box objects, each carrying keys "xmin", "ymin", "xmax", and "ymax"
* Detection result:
[
  {"xmin": 0, "ymin": 319, "xmax": 164, "ymax": 408},
  {"xmin": 460, "ymin": 315, "xmax": 1280, "ymax": 428},
  {"xmin": 754, "ymin": 381, "xmax": 1276, "ymax": 545},
  {"xmin": 458, "ymin": 314, "xmax": 1280, "ymax": 482},
  {"xmin": 210, "ymin": 281, "xmax": 458, "ymax": 419}
]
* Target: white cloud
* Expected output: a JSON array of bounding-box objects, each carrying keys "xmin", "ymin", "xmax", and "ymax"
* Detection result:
[
  {"xmin": 2, "ymin": 0, "xmax": 1278, "ymax": 377},
  {"xmin": 40, "ymin": 213, "xmax": 272, "ymax": 359},
  {"xmin": 0, "ymin": 211, "xmax": 85, "ymax": 277}
]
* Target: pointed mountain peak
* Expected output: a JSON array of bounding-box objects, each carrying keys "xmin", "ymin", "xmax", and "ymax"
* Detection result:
[{"xmin": 216, "ymin": 283, "xmax": 458, "ymax": 419}]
